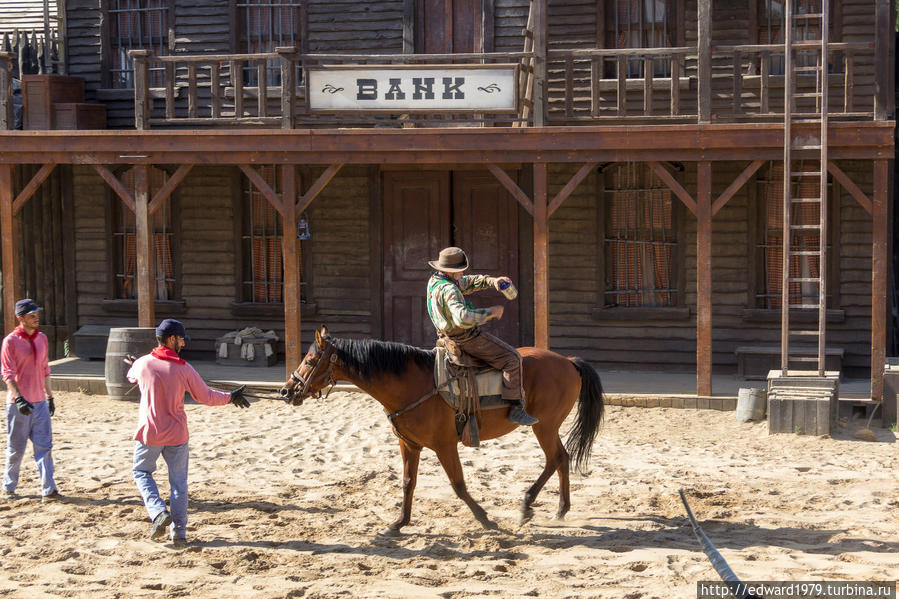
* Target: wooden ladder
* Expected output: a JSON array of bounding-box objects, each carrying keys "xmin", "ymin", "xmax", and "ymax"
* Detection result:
[{"xmin": 781, "ymin": 0, "xmax": 830, "ymax": 376}]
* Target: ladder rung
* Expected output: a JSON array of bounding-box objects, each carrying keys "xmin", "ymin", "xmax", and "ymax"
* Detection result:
[
  {"xmin": 794, "ymin": 67, "xmax": 822, "ymax": 74},
  {"xmin": 792, "ymin": 144, "xmax": 822, "ymax": 151},
  {"xmin": 788, "ymin": 356, "xmax": 820, "ymax": 362},
  {"xmin": 792, "ymin": 303, "xmax": 821, "ymax": 309},
  {"xmin": 791, "ymin": 171, "xmax": 822, "ymax": 177},
  {"xmin": 793, "ymin": 12, "xmax": 825, "ymax": 19},
  {"xmin": 788, "ymin": 277, "xmax": 821, "ymax": 283},
  {"xmin": 790, "ymin": 224, "xmax": 820, "ymax": 230},
  {"xmin": 792, "ymin": 250, "xmax": 822, "ymax": 256},
  {"xmin": 794, "ymin": 92, "xmax": 822, "ymax": 99},
  {"xmin": 789, "ymin": 330, "xmax": 820, "ymax": 336},
  {"xmin": 791, "ymin": 198, "xmax": 822, "ymax": 203}
]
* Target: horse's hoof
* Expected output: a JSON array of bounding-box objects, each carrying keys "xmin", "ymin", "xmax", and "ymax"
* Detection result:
[
  {"xmin": 518, "ymin": 509, "xmax": 534, "ymax": 525},
  {"xmin": 551, "ymin": 512, "xmax": 566, "ymax": 522},
  {"xmin": 378, "ymin": 526, "xmax": 401, "ymax": 537},
  {"xmin": 478, "ymin": 518, "xmax": 498, "ymax": 531}
]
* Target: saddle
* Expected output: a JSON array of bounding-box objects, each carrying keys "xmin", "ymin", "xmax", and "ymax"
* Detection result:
[{"xmin": 434, "ymin": 345, "xmax": 509, "ymax": 448}]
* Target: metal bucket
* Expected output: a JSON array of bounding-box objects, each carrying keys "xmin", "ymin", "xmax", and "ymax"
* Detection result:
[
  {"xmin": 736, "ymin": 387, "xmax": 767, "ymax": 422},
  {"xmin": 105, "ymin": 327, "xmax": 157, "ymax": 400}
]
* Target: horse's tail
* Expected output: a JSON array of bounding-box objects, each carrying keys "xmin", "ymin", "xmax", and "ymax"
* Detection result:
[{"xmin": 565, "ymin": 357, "xmax": 605, "ymax": 475}]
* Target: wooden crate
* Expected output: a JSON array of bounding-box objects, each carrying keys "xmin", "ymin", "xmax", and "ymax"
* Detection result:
[
  {"xmin": 22, "ymin": 75, "xmax": 85, "ymax": 130},
  {"xmin": 767, "ymin": 371, "xmax": 839, "ymax": 435},
  {"xmin": 53, "ymin": 103, "xmax": 106, "ymax": 130}
]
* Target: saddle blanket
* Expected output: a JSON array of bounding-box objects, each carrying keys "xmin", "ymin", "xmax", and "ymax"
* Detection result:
[{"xmin": 434, "ymin": 347, "xmax": 508, "ymax": 411}]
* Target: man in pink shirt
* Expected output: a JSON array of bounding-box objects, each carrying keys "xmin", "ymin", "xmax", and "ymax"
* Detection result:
[
  {"xmin": 2, "ymin": 299, "xmax": 61, "ymax": 502},
  {"xmin": 127, "ymin": 318, "xmax": 250, "ymax": 544}
]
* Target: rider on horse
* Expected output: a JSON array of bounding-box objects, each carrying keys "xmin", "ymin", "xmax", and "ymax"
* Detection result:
[{"xmin": 426, "ymin": 246, "xmax": 538, "ymax": 426}]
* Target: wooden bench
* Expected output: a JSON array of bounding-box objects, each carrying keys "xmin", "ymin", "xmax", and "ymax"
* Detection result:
[{"xmin": 735, "ymin": 345, "xmax": 844, "ymax": 380}]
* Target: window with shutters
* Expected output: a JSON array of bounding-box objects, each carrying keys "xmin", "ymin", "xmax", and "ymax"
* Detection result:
[
  {"xmin": 235, "ymin": 0, "xmax": 306, "ymax": 87},
  {"xmin": 603, "ymin": 0, "xmax": 677, "ymax": 78},
  {"xmin": 602, "ymin": 162, "xmax": 679, "ymax": 308},
  {"xmin": 110, "ymin": 166, "xmax": 179, "ymax": 301},
  {"xmin": 105, "ymin": 0, "xmax": 171, "ymax": 89},
  {"xmin": 238, "ymin": 166, "xmax": 307, "ymax": 305}
]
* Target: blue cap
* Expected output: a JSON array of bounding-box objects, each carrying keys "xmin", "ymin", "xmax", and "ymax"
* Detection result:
[
  {"xmin": 155, "ymin": 318, "xmax": 186, "ymax": 339},
  {"xmin": 14, "ymin": 299, "xmax": 42, "ymax": 318}
]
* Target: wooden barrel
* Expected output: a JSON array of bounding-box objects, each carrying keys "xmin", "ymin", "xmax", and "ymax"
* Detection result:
[
  {"xmin": 736, "ymin": 387, "xmax": 767, "ymax": 422},
  {"xmin": 105, "ymin": 327, "xmax": 157, "ymax": 400}
]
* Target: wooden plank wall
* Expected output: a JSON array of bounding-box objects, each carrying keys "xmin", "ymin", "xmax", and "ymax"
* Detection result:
[{"xmin": 0, "ymin": 1, "xmax": 58, "ymax": 35}]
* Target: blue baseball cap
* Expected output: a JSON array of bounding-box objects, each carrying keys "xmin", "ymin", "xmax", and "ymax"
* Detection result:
[
  {"xmin": 155, "ymin": 318, "xmax": 187, "ymax": 339},
  {"xmin": 14, "ymin": 299, "xmax": 42, "ymax": 318}
]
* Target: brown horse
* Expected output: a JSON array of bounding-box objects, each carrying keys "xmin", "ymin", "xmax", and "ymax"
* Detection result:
[{"xmin": 280, "ymin": 326, "xmax": 604, "ymax": 535}]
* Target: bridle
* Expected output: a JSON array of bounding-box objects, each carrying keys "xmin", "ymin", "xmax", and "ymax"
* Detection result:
[{"xmin": 284, "ymin": 337, "xmax": 338, "ymax": 402}]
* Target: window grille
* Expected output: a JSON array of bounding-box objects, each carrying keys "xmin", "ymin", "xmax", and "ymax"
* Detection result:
[
  {"xmin": 108, "ymin": 0, "xmax": 169, "ymax": 88},
  {"xmin": 756, "ymin": 162, "xmax": 826, "ymax": 309},
  {"xmin": 604, "ymin": 162, "xmax": 677, "ymax": 307},
  {"xmin": 236, "ymin": 0, "xmax": 305, "ymax": 86},
  {"xmin": 759, "ymin": 0, "xmax": 840, "ymax": 76},
  {"xmin": 605, "ymin": 0, "xmax": 673, "ymax": 78},
  {"xmin": 240, "ymin": 166, "xmax": 305, "ymax": 304},
  {"xmin": 113, "ymin": 167, "xmax": 176, "ymax": 300}
]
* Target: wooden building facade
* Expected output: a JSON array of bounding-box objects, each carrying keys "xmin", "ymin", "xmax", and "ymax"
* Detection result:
[{"xmin": 0, "ymin": 0, "xmax": 894, "ymax": 399}]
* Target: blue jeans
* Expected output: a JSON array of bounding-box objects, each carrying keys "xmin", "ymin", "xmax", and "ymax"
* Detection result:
[
  {"xmin": 3, "ymin": 401, "xmax": 56, "ymax": 496},
  {"xmin": 133, "ymin": 441, "xmax": 189, "ymax": 539}
]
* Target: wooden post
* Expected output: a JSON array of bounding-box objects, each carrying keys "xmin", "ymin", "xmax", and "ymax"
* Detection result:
[
  {"xmin": 277, "ymin": 47, "xmax": 297, "ymax": 130},
  {"xmin": 696, "ymin": 161, "xmax": 712, "ymax": 396},
  {"xmin": 871, "ymin": 159, "xmax": 888, "ymax": 400},
  {"xmin": 134, "ymin": 164, "xmax": 154, "ymax": 327},
  {"xmin": 697, "ymin": 0, "xmax": 711, "ymax": 122},
  {"xmin": 1, "ymin": 164, "xmax": 17, "ymax": 333},
  {"xmin": 131, "ymin": 50, "xmax": 151, "ymax": 130},
  {"xmin": 0, "ymin": 53, "xmax": 12, "ymax": 130},
  {"xmin": 532, "ymin": 0, "xmax": 546, "ymax": 127},
  {"xmin": 533, "ymin": 162, "xmax": 549, "ymax": 349},
  {"xmin": 281, "ymin": 165, "xmax": 301, "ymax": 379},
  {"xmin": 873, "ymin": 0, "xmax": 892, "ymax": 120}
]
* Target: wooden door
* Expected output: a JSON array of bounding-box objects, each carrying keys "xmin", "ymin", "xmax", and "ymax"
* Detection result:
[
  {"xmin": 452, "ymin": 171, "xmax": 519, "ymax": 345},
  {"xmin": 415, "ymin": 0, "xmax": 483, "ymax": 53},
  {"xmin": 383, "ymin": 171, "xmax": 450, "ymax": 347}
]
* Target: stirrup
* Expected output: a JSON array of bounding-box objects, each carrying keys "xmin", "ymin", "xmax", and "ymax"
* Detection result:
[{"xmin": 508, "ymin": 401, "xmax": 538, "ymax": 426}]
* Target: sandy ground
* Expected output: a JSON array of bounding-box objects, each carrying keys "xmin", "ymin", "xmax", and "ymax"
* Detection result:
[{"xmin": 0, "ymin": 389, "xmax": 896, "ymax": 599}]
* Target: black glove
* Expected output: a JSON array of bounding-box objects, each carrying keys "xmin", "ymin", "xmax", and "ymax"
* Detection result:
[
  {"xmin": 47, "ymin": 397, "xmax": 55, "ymax": 417},
  {"xmin": 230, "ymin": 385, "xmax": 250, "ymax": 409},
  {"xmin": 14, "ymin": 396, "xmax": 33, "ymax": 416}
]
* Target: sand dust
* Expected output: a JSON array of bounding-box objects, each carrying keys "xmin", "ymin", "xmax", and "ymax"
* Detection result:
[{"xmin": 0, "ymin": 389, "xmax": 896, "ymax": 598}]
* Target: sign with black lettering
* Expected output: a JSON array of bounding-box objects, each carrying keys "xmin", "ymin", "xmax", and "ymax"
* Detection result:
[{"xmin": 307, "ymin": 64, "xmax": 518, "ymax": 112}]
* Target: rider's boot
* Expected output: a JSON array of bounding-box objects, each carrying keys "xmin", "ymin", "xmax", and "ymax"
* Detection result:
[{"xmin": 508, "ymin": 400, "xmax": 538, "ymax": 426}]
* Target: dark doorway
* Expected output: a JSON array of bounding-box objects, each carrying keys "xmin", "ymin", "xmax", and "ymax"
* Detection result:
[
  {"xmin": 383, "ymin": 170, "xmax": 520, "ymax": 348},
  {"xmin": 415, "ymin": 0, "xmax": 483, "ymax": 54}
]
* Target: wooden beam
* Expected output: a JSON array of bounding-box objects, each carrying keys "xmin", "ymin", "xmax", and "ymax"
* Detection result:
[
  {"xmin": 12, "ymin": 163, "xmax": 56, "ymax": 215},
  {"xmin": 93, "ymin": 164, "xmax": 135, "ymax": 213},
  {"xmin": 487, "ymin": 163, "xmax": 533, "ymax": 216},
  {"xmin": 711, "ymin": 159, "xmax": 764, "ymax": 216},
  {"xmin": 827, "ymin": 161, "xmax": 872, "ymax": 215},
  {"xmin": 532, "ymin": 0, "xmax": 546, "ymax": 126},
  {"xmin": 297, "ymin": 163, "xmax": 342, "ymax": 214},
  {"xmin": 873, "ymin": 0, "xmax": 891, "ymax": 120},
  {"xmin": 533, "ymin": 162, "xmax": 549, "ymax": 349},
  {"xmin": 149, "ymin": 164, "xmax": 193, "ymax": 215},
  {"xmin": 697, "ymin": 0, "xmax": 711, "ymax": 122},
  {"xmin": 696, "ymin": 161, "xmax": 712, "ymax": 396},
  {"xmin": 871, "ymin": 159, "xmax": 888, "ymax": 401},
  {"xmin": 134, "ymin": 164, "xmax": 154, "ymax": 327},
  {"xmin": 281, "ymin": 165, "xmax": 302, "ymax": 380},
  {"xmin": 548, "ymin": 162, "xmax": 597, "ymax": 218},
  {"xmin": 0, "ymin": 164, "xmax": 17, "ymax": 333},
  {"xmin": 239, "ymin": 164, "xmax": 284, "ymax": 217},
  {"xmin": 647, "ymin": 161, "xmax": 697, "ymax": 215}
]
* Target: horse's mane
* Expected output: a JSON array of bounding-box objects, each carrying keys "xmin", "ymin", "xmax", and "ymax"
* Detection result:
[{"xmin": 331, "ymin": 338, "xmax": 435, "ymax": 381}]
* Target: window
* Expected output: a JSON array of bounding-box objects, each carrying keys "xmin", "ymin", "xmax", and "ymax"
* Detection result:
[
  {"xmin": 106, "ymin": 0, "xmax": 170, "ymax": 89},
  {"xmin": 757, "ymin": 0, "xmax": 841, "ymax": 76},
  {"xmin": 236, "ymin": 0, "xmax": 306, "ymax": 86},
  {"xmin": 603, "ymin": 163, "xmax": 678, "ymax": 307},
  {"xmin": 604, "ymin": 0, "xmax": 676, "ymax": 77},
  {"xmin": 110, "ymin": 166, "xmax": 178, "ymax": 300},
  {"xmin": 754, "ymin": 162, "xmax": 832, "ymax": 309},
  {"xmin": 238, "ymin": 166, "xmax": 307, "ymax": 304}
]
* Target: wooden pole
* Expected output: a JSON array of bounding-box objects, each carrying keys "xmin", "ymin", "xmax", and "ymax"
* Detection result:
[
  {"xmin": 697, "ymin": 0, "xmax": 711, "ymax": 123},
  {"xmin": 871, "ymin": 159, "xmax": 888, "ymax": 401},
  {"xmin": 0, "ymin": 53, "xmax": 12, "ymax": 130},
  {"xmin": 277, "ymin": 47, "xmax": 297, "ymax": 130},
  {"xmin": 1, "ymin": 164, "xmax": 17, "ymax": 333},
  {"xmin": 281, "ymin": 165, "xmax": 301, "ymax": 379},
  {"xmin": 532, "ymin": 0, "xmax": 546, "ymax": 127},
  {"xmin": 696, "ymin": 161, "xmax": 712, "ymax": 396},
  {"xmin": 131, "ymin": 50, "xmax": 150, "ymax": 130},
  {"xmin": 873, "ymin": 0, "xmax": 891, "ymax": 121},
  {"xmin": 533, "ymin": 162, "xmax": 549, "ymax": 349},
  {"xmin": 134, "ymin": 164, "xmax": 154, "ymax": 327}
]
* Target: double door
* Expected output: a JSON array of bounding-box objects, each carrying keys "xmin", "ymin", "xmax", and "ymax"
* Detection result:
[{"xmin": 383, "ymin": 170, "xmax": 519, "ymax": 348}]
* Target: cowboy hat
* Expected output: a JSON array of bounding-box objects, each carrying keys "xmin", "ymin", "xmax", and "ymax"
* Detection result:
[{"xmin": 428, "ymin": 247, "xmax": 469, "ymax": 273}]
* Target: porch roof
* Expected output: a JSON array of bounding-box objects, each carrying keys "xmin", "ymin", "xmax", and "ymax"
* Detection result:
[{"xmin": 0, "ymin": 121, "xmax": 893, "ymax": 165}]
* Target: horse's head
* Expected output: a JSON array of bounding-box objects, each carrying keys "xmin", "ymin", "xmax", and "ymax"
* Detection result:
[{"xmin": 279, "ymin": 325, "xmax": 337, "ymax": 405}]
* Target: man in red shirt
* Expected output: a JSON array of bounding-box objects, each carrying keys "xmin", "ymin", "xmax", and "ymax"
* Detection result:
[
  {"xmin": 127, "ymin": 318, "xmax": 250, "ymax": 544},
  {"xmin": 1, "ymin": 299, "xmax": 61, "ymax": 502}
]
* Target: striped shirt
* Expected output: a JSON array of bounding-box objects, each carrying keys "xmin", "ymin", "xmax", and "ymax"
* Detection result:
[{"xmin": 426, "ymin": 272, "xmax": 496, "ymax": 334}]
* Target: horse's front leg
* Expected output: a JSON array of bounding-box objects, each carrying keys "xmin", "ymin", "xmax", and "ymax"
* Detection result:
[
  {"xmin": 434, "ymin": 443, "xmax": 497, "ymax": 530},
  {"xmin": 380, "ymin": 440, "xmax": 421, "ymax": 537}
]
